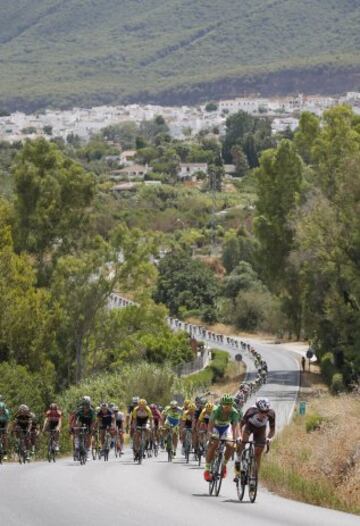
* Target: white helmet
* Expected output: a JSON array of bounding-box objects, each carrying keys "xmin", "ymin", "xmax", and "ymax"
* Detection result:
[{"xmin": 256, "ymin": 398, "xmax": 270, "ymax": 412}]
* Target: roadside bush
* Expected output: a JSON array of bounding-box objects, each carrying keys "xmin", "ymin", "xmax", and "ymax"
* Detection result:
[
  {"xmin": 185, "ymin": 350, "xmax": 229, "ymax": 388},
  {"xmin": 0, "ymin": 361, "xmax": 55, "ymax": 416},
  {"xmin": 321, "ymin": 352, "xmax": 336, "ymax": 384},
  {"xmin": 305, "ymin": 412, "xmax": 325, "ymax": 433},
  {"xmin": 331, "ymin": 373, "xmax": 345, "ymax": 394}
]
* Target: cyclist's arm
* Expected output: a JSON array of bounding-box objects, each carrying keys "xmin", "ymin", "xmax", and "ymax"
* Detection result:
[
  {"xmin": 42, "ymin": 416, "xmax": 48, "ymax": 433},
  {"xmin": 267, "ymin": 410, "xmax": 276, "ymax": 440}
]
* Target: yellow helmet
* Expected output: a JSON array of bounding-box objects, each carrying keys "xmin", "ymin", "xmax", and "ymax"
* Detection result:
[
  {"xmin": 138, "ymin": 399, "xmax": 147, "ymax": 406},
  {"xmin": 205, "ymin": 402, "xmax": 214, "ymax": 411},
  {"xmin": 183, "ymin": 399, "xmax": 191, "ymax": 408},
  {"xmin": 188, "ymin": 403, "xmax": 196, "ymax": 411}
]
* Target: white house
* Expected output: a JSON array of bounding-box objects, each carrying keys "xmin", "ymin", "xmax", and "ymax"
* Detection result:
[
  {"xmin": 120, "ymin": 150, "xmax": 136, "ymax": 166},
  {"xmin": 178, "ymin": 163, "xmax": 208, "ymax": 180}
]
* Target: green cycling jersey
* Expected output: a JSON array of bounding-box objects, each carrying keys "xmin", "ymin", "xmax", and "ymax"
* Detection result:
[{"xmin": 210, "ymin": 405, "xmax": 240, "ymax": 426}]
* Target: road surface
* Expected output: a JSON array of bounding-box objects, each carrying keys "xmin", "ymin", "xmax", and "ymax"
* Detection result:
[{"xmin": 1, "ymin": 339, "xmax": 358, "ymax": 526}]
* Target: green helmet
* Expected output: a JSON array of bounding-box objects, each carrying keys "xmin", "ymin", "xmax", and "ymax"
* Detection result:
[
  {"xmin": 220, "ymin": 394, "xmax": 234, "ymax": 406},
  {"xmin": 0, "ymin": 402, "xmax": 5, "ymax": 410}
]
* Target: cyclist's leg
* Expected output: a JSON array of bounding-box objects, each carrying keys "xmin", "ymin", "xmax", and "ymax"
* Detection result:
[{"xmin": 235, "ymin": 429, "xmax": 250, "ymax": 476}]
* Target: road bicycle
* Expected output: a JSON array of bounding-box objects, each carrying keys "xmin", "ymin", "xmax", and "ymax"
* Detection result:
[
  {"xmin": 165, "ymin": 426, "xmax": 177, "ymax": 462},
  {"xmin": 15, "ymin": 430, "xmax": 30, "ymax": 464},
  {"xmin": 73, "ymin": 426, "xmax": 88, "ymax": 465},
  {"xmin": 235, "ymin": 440, "xmax": 269, "ymax": 503},
  {"xmin": 47, "ymin": 429, "xmax": 58, "ymax": 463},
  {"xmin": 133, "ymin": 425, "xmax": 148, "ymax": 464},
  {"xmin": 183, "ymin": 427, "xmax": 193, "ymax": 464},
  {"xmin": 114, "ymin": 428, "xmax": 124, "ymax": 459},
  {"xmin": 196, "ymin": 429, "xmax": 208, "ymax": 466},
  {"xmin": 91, "ymin": 430, "xmax": 101, "ymax": 461},
  {"xmin": 0, "ymin": 428, "xmax": 6, "ymax": 464},
  {"xmin": 101, "ymin": 428, "xmax": 112, "ymax": 461},
  {"xmin": 209, "ymin": 437, "xmax": 232, "ymax": 496}
]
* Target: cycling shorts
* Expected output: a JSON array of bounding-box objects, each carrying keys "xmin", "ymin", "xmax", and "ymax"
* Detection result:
[
  {"xmin": 165, "ymin": 417, "xmax": 179, "ymax": 428},
  {"xmin": 212, "ymin": 424, "xmax": 232, "ymax": 441},
  {"xmin": 243, "ymin": 424, "xmax": 267, "ymax": 447}
]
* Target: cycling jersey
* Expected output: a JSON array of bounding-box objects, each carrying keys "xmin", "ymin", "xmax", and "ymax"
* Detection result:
[
  {"xmin": 132, "ymin": 406, "xmax": 152, "ymax": 427},
  {"xmin": 97, "ymin": 409, "xmax": 113, "ymax": 429},
  {"xmin": 210, "ymin": 405, "xmax": 240, "ymax": 426},
  {"xmin": 0, "ymin": 408, "xmax": 10, "ymax": 425},
  {"xmin": 198, "ymin": 408, "xmax": 212, "ymax": 425},
  {"xmin": 45, "ymin": 408, "xmax": 62, "ymax": 423},
  {"xmin": 76, "ymin": 408, "xmax": 96, "ymax": 427},
  {"xmin": 241, "ymin": 407, "xmax": 275, "ymax": 430},
  {"xmin": 14, "ymin": 412, "xmax": 32, "ymax": 430},
  {"xmin": 114, "ymin": 411, "xmax": 124, "ymax": 429},
  {"xmin": 163, "ymin": 406, "xmax": 182, "ymax": 427},
  {"xmin": 182, "ymin": 410, "xmax": 195, "ymax": 429}
]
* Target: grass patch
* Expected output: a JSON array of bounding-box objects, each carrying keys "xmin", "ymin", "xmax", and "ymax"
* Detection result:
[
  {"xmin": 261, "ymin": 393, "xmax": 360, "ymax": 515},
  {"xmin": 184, "ymin": 349, "xmax": 229, "ymax": 389}
]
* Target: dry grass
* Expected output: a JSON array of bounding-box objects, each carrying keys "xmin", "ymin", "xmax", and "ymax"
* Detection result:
[{"xmin": 262, "ymin": 390, "xmax": 360, "ymax": 514}]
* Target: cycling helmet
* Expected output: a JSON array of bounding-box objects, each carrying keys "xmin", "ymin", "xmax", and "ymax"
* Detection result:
[
  {"xmin": 183, "ymin": 399, "xmax": 191, "ymax": 408},
  {"xmin": 256, "ymin": 398, "xmax": 270, "ymax": 412},
  {"xmin": 220, "ymin": 394, "xmax": 234, "ymax": 406},
  {"xmin": 150, "ymin": 403, "xmax": 158, "ymax": 410},
  {"xmin": 100, "ymin": 402, "xmax": 108, "ymax": 409},
  {"xmin": 112, "ymin": 405, "xmax": 119, "ymax": 412},
  {"xmin": 96, "ymin": 406, "xmax": 101, "ymax": 412},
  {"xmin": 82, "ymin": 396, "xmax": 91, "ymax": 406},
  {"xmin": 138, "ymin": 399, "xmax": 147, "ymax": 407},
  {"xmin": 205, "ymin": 402, "xmax": 214, "ymax": 411},
  {"xmin": 0, "ymin": 402, "xmax": 5, "ymax": 411},
  {"xmin": 170, "ymin": 400, "xmax": 178, "ymax": 408},
  {"xmin": 50, "ymin": 403, "xmax": 58, "ymax": 410},
  {"xmin": 132, "ymin": 396, "xmax": 140, "ymax": 405},
  {"xmin": 188, "ymin": 403, "xmax": 196, "ymax": 410},
  {"xmin": 19, "ymin": 404, "xmax": 29, "ymax": 412}
]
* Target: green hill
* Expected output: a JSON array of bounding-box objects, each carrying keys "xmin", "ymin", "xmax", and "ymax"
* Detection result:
[{"xmin": 1, "ymin": 0, "xmax": 360, "ymax": 111}]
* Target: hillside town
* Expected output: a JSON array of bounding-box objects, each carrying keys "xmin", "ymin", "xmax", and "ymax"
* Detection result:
[{"xmin": 1, "ymin": 92, "xmax": 360, "ymax": 144}]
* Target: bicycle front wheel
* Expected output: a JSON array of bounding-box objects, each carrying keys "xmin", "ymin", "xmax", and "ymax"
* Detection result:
[
  {"xmin": 248, "ymin": 457, "xmax": 258, "ymax": 503},
  {"xmin": 215, "ymin": 457, "xmax": 224, "ymax": 496}
]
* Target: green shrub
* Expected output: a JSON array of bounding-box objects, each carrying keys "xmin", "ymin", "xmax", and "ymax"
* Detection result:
[
  {"xmin": 321, "ymin": 352, "xmax": 336, "ymax": 385},
  {"xmin": 305, "ymin": 412, "xmax": 325, "ymax": 433},
  {"xmin": 185, "ymin": 349, "xmax": 229, "ymax": 388},
  {"xmin": 331, "ymin": 373, "xmax": 345, "ymax": 394}
]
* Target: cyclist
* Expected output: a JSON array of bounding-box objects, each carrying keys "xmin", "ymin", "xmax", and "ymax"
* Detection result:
[
  {"xmin": 162, "ymin": 400, "xmax": 182, "ymax": 456},
  {"xmin": 126, "ymin": 396, "xmax": 139, "ymax": 437},
  {"xmin": 150, "ymin": 403, "xmax": 161, "ymax": 446},
  {"xmin": 12, "ymin": 405, "xmax": 33, "ymax": 460},
  {"xmin": 131, "ymin": 399, "xmax": 153, "ymax": 458},
  {"xmin": 73, "ymin": 397, "xmax": 96, "ymax": 458},
  {"xmin": 203, "ymin": 394, "xmax": 240, "ymax": 482},
  {"xmin": 112, "ymin": 405, "xmax": 125, "ymax": 455},
  {"xmin": 180, "ymin": 402, "xmax": 196, "ymax": 452},
  {"xmin": 97, "ymin": 402, "xmax": 115, "ymax": 455},
  {"xmin": 234, "ymin": 397, "xmax": 275, "ymax": 479},
  {"xmin": 197, "ymin": 401, "xmax": 213, "ymax": 453},
  {"xmin": 0, "ymin": 401, "xmax": 10, "ymax": 460},
  {"xmin": 42, "ymin": 403, "xmax": 62, "ymax": 452}
]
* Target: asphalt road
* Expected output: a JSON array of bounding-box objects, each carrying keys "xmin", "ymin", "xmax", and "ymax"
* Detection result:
[{"xmin": 1, "ymin": 338, "xmax": 358, "ymax": 526}]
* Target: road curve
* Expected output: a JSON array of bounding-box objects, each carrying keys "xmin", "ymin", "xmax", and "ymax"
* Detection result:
[{"xmin": 1, "ymin": 339, "xmax": 358, "ymax": 526}]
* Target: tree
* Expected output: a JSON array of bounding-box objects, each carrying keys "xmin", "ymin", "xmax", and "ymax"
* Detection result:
[
  {"xmin": 50, "ymin": 226, "xmax": 156, "ymax": 384},
  {"xmin": 255, "ymin": 140, "xmax": 303, "ymax": 290},
  {"xmin": 208, "ymin": 164, "xmax": 224, "ymax": 192},
  {"xmin": 0, "ymin": 222, "xmax": 57, "ymax": 370},
  {"xmin": 102, "ymin": 121, "xmax": 138, "ymax": 149},
  {"xmin": 154, "ymin": 250, "xmax": 219, "ymax": 316},
  {"xmin": 13, "ymin": 139, "xmax": 95, "ymax": 269},
  {"xmin": 205, "ymin": 102, "xmax": 218, "ymax": 112},
  {"xmin": 231, "ymin": 145, "xmax": 249, "ymax": 177}
]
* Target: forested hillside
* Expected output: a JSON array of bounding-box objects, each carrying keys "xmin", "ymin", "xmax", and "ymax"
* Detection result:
[{"xmin": 0, "ymin": 0, "xmax": 360, "ymax": 110}]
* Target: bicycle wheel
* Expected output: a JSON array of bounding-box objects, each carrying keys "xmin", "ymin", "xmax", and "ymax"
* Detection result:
[
  {"xmin": 248, "ymin": 457, "xmax": 258, "ymax": 503},
  {"xmin": 215, "ymin": 457, "xmax": 224, "ymax": 496},
  {"xmin": 208, "ymin": 463, "xmax": 216, "ymax": 496}
]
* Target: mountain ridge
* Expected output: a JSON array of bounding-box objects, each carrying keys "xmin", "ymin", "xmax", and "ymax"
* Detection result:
[{"xmin": 1, "ymin": 0, "xmax": 360, "ymax": 111}]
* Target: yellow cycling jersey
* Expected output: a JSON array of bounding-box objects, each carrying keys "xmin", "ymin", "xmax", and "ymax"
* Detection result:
[
  {"xmin": 181, "ymin": 409, "xmax": 196, "ymax": 422},
  {"xmin": 131, "ymin": 405, "xmax": 152, "ymax": 420},
  {"xmin": 198, "ymin": 408, "xmax": 212, "ymax": 423}
]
